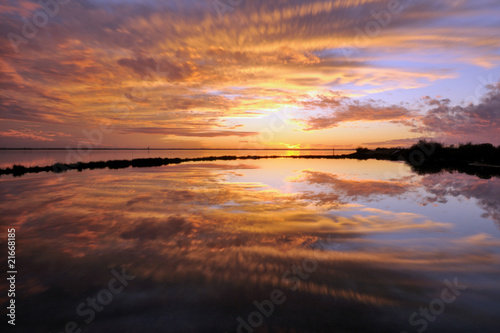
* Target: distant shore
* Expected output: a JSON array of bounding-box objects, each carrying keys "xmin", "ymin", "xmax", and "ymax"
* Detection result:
[
  {"xmin": 1, "ymin": 141, "xmax": 499, "ymax": 178},
  {"xmin": 0, "ymin": 148, "xmax": 350, "ymax": 151}
]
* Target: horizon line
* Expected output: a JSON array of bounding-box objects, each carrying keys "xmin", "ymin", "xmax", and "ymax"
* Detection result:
[{"xmin": 0, "ymin": 147, "xmax": 357, "ymax": 151}]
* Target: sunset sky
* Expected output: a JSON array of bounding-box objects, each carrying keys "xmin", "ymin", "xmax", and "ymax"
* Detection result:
[{"xmin": 1, "ymin": 0, "xmax": 499, "ymax": 149}]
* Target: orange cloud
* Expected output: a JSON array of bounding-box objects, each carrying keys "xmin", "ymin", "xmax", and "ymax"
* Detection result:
[
  {"xmin": 0, "ymin": 0, "xmax": 499, "ymax": 147},
  {"xmin": 0, "ymin": 128, "xmax": 71, "ymax": 141}
]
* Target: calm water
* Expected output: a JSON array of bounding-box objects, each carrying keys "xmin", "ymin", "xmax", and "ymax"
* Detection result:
[
  {"xmin": 0, "ymin": 149, "xmax": 351, "ymax": 168},
  {"xmin": 1, "ymin": 158, "xmax": 499, "ymax": 332}
]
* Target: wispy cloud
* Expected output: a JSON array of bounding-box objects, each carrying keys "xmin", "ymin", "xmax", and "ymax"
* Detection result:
[
  {"xmin": 0, "ymin": 0, "xmax": 499, "ymax": 146},
  {"xmin": 0, "ymin": 128, "xmax": 71, "ymax": 142},
  {"xmin": 414, "ymin": 83, "xmax": 500, "ymax": 143},
  {"xmin": 302, "ymin": 96, "xmax": 414, "ymax": 130}
]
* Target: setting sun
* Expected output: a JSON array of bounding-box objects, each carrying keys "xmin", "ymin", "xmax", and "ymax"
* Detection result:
[{"xmin": 1, "ymin": 1, "xmax": 500, "ymax": 332}]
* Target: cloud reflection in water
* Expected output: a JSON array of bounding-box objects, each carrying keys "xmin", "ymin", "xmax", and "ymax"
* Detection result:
[{"xmin": 1, "ymin": 159, "xmax": 499, "ymax": 332}]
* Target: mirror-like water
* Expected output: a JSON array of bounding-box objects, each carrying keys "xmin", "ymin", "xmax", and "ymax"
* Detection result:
[
  {"xmin": 0, "ymin": 149, "xmax": 349, "ymax": 168},
  {"xmin": 1, "ymin": 158, "xmax": 499, "ymax": 332}
]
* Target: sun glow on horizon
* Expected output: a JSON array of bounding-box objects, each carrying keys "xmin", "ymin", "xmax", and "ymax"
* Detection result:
[{"xmin": 0, "ymin": 0, "xmax": 499, "ymax": 148}]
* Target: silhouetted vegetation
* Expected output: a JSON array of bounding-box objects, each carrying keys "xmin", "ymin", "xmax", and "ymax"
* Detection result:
[
  {"xmin": 1, "ymin": 141, "xmax": 499, "ymax": 178},
  {"xmin": 1, "ymin": 156, "xmax": 266, "ymax": 177},
  {"xmin": 356, "ymin": 147, "xmax": 370, "ymax": 153},
  {"xmin": 399, "ymin": 140, "xmax": 500, "ymax": 178}
]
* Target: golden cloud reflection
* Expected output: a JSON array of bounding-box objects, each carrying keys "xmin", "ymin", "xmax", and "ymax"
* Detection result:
[{"xmin": 1, "ymin": 159, "xmax": 500, "ymax": 332}]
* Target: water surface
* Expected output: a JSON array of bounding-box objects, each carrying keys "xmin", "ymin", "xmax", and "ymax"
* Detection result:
[
  {"xmin": 1, "ymin": 158, "xmax": 499, "ymax": 332},
  {"xmin": 0, "ymin": 149, "xmax": 350, "ymax": 168}
]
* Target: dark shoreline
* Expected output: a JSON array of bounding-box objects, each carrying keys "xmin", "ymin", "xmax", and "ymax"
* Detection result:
[
  {"xmin": 0, "ymin": 148, "xmax": 347, "ymax": 151},
  {"xmin": 0, "ymin": 154, "xmax": 348, "ymax": 177},
  {"xmin": 1, "ymin": 142, "xmax": 500, "ymax": 179}
]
